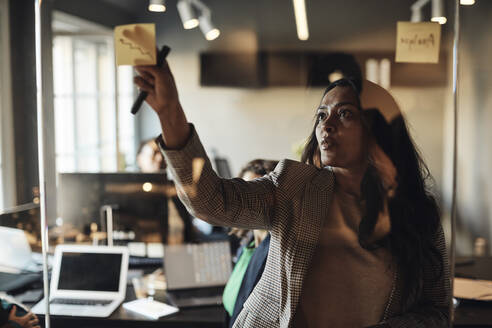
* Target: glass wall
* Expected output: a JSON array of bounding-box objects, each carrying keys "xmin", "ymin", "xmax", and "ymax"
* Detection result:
[
  {"xmin": 7, "ymin": 0, "xmax": 492, "ymax": 326},
  {"xmin": 452, "ymin": 0, "xmax": 492, "ymax": 257}
]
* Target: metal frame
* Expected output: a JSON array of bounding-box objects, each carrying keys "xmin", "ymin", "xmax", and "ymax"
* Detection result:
[
  {"xmin": 0, "ymin": 0, "xmax": 16, "ymax": 210},
  {"xmin": 449, "ymin": 0, "xmax": 460, "ymax": 324},
  {"xmin": 34, "ymin": 0, "xmax": 51, "ymax": 326}
]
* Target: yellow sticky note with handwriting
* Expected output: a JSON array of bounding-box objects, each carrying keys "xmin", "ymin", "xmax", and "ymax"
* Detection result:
[
  {"xmin": 114, "ymin": 24, "xmax": 156, "ymax": 66},
  {"xmin": 395, "ymin": 22, "xmax": 441, "ymax": 63}
]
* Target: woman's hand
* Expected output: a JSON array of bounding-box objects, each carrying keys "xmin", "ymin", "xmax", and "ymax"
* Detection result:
[
  {"xmin": 8, "ymin": 306, "xmax": 40, "ymax": 328},
  {"xmin": 134, "ymin": 61, "xmax": 190, "ymax": 149},
  {"xmin": 134, "ymin": 62, "xmax": 180, "ymax": 118}
]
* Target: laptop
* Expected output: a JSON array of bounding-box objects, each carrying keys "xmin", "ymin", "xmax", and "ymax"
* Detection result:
[
  {"xmin": 0, "ymin": 227, "xmax": 42, "ymax": 293},
  {"xmin": 31, "ymin": 245, "xmax": 129, "ymax": 317},
  {"xmin": 164, "ymin": 241, "xmax": 232, "ymax": 308},
  {"xmin": 0, "ymin": 226, "xmax": 40, "ymax": 273}
]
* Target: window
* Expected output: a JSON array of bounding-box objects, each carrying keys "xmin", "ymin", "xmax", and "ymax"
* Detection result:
[
  {"xmin": 53, "ymin": 14, "xmax": 136, "ymax": 173},
  {"xmin": 365, "ymin": 58, "xmax": 391, "ymax": 89}
]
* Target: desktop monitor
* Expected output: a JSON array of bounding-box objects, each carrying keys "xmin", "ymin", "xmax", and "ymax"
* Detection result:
[
  {"xmin": 57, "ymin": 172, "xmax": 171, "ymax": 242},
  {"xmin": 213, "ymin": 158, "xmax": 232, "ymax": 179}
]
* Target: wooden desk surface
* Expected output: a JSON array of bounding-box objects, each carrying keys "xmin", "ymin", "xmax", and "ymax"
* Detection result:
[
  {"xmin": 38, "ymin": 286, "xmax": 225, "ymax": 328},
  {"xmin": 34, "ymin": 256, "xmax": 492, "ymax": 327},
  {"xmin": 453, "ymin": 256, "xmax": 492, "ymax": 327}
]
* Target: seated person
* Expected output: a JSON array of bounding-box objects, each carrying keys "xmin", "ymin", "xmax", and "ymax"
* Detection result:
[
  {"xmin": 1, "ymin": 301, "xmax": 39, "ymax": 328},
  {"xmin": 137, "ymin": 139, "xmax": 196, "ymax": 243},
  {"xmin": 223, "ymin": 159, "xmax": 278, "ymax": 328}
]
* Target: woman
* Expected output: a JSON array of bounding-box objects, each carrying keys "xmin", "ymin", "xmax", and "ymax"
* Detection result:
[{"xmin": 134, "ymin": 62, "xmax": 450, "ymax": 327}]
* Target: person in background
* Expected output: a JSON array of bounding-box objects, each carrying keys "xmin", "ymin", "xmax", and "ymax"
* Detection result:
[
  {"xmin": 134, "ymin": 58, "xmax": 450, "ymax": 327},
  {"xmin": 223, "ymin": 159, "xmax": 278, "ymax": 328},
  {"xmin": 136, "ymin": 139, "xmax": 167, "ymax": 174},
  {"xmin": 0, "ymin": 303, "xmax": 39, "ymax": 328},
  {"xmin": 136, "ymin": 139, "xmax": 196, "ymax": 243}
]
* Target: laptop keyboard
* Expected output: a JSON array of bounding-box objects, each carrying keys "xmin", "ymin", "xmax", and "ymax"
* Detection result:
[{"xmin": 50, "ymin": 298, "xmax": 112, "ymax": 306}]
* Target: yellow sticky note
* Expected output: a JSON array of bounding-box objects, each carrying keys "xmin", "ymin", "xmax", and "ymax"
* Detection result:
[
  {"xmin": 395, "ymin": 22, "xmax": 441, "ymax": 64},
  {"xmin": 114, "ymin": 24, "xmax": 156, "ymax": 66}
]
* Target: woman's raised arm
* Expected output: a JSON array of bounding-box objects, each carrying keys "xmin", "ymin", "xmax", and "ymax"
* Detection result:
[
  {"xmin": 134, "ymin": 61, "xmax": 190, "ymax": 150},
  {"xmin": 134, "ymin": 61, "xmax": 280, "ymax": 230}
]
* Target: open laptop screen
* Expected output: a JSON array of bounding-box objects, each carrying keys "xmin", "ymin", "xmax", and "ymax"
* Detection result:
[
  {"xmin": 58, "ymin": 252, "xmax": 122, "ymax": 292},
  {"xmin": 164, "ymin": 241, "xmax": 232, "ymax": 290}
]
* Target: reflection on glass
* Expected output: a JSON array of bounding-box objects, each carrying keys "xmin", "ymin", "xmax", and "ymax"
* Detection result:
[
  {"xmin": 13, "ymin": 0, "xmax": 492, "ymax": 326},
  {"xmin": 57, "ymin": 173, "xmax": 169, "ymax": 243}
]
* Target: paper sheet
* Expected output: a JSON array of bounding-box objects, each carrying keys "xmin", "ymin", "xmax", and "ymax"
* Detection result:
[
  {"xmin": 454, "ymin": 277, "xmax": 492, "ymax": 301},
  {"xmin": 114, "ymin": 23, "xmax": 156, "ymax": 66},
  {"xmin": 123, "ymin": 298, "xmax": 179, "ymax": 319},
  {"xmin": 395, "ymin": 22, "xmax": 441, "ymax": 64}
]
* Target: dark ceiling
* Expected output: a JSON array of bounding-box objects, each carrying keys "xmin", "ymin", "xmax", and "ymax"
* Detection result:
[{"xmin": 58, "ymin": 0, "xmax": 454, "ymax": 50}]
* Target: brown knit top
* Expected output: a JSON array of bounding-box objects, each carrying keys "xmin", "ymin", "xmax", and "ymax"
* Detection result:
[{"xmin": 292, "ymin": 187, "xmax": 395, "ymax": 328}]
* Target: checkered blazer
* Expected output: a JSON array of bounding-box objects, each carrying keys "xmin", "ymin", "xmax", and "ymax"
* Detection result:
[{"xmin": 158, "ymin": 125, "xmax": 451, "ymax": 328}]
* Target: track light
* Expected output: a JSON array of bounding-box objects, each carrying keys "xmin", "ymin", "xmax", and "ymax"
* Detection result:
[
  {"xmin": 431, "ymin": 0, "xmax": 447, "ymax": 24},
  {"xmin": 411, "ymin": 0, "xmax": 427, "ymax": 22},
  {"xmin": 148, "ymin": 0, "xmax": 166, "ymax": 12},
  {"xmin": 410, "ymin": 0, "xmax": 446, "ymax": 24},
  {"xmin": 199, "ymin": 15, "xmax": 220, "ymax": 41},
  {"xmin": 147, "ymin": 0, "xmax": 220, "ymax": 40},
  {"xmin": 292, "ymin": 0, "xmax": 309, "ymax": 40},
  {"xmin": 177, "ymin": 0, "xmax": 199, "ymax": 29},
  {"xmin": 460, "ymin": 0, "xmax": 475, "ymax": 5},
  {"xmin": 179, "ymin": 0, "xmax": 220, "ymax": 41},
  {"xmin": 411, "ymin": 8, "xmax": 422, "ymax": 22}
]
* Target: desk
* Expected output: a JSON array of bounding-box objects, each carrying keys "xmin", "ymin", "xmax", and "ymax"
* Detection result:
[
  {"xmin": 454, "ymin": 256, "xmax": 492, "ymax": 327},
  {"xmin": 30, "ymin": 257, "xmax": 492, "ymax": 327},
  {"xmin": 36, "ymin": 287, "xmax": 225, "ymax": 328}
]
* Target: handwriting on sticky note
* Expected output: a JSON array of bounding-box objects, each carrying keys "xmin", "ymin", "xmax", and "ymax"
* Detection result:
[
  {"xmin": 395, "ymin": 22, "xmax": 441, "ymax": 64},
  {"xmin": 114, "ymin": 24, "xmax": 156, "ymax": 66}
]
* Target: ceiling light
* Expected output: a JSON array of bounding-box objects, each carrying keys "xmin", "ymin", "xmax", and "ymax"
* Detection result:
[
  {"xmin": 410, "ymin": 0, "xmax": 428, "ymax": 21},
  {"xmin": 148, "ymin": 0, "xmax": 166, "ymax": 12},
  {"xmin": 460, "ymin": 0, "xmax": 475, "ymax": 5},
  {"xmin": 411, "ymin": 8, "xmax": 422, "ymax": 22},
  {"xmin": 142, "ymin": 182, "xmax": 153, "ymax": 192},
  {"xmin": 199, "ymin": 16, "xmax": 220, "ymax": 40},
  {"xmin": 430, "ymin": 16, "xmax": 447, "ymax": 24},
  {"xmin": 292, "ymin": 0, "xmax": 309, "ymax": 40},
  {"xmin": 431, "ymin": 0, "xmax": 447, "ymax": 24},
  {"xmin": 177, "ymin": 0, "xmax": 199, "ymax": 29}
]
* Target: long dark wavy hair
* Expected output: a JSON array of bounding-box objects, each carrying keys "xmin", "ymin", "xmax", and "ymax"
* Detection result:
[{"xmin": 301, "ymin": 79, "xmax": 443, "ymax": 306}]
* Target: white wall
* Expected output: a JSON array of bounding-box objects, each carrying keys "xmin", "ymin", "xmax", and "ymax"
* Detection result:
[
  {"xmin": 140, "ymin": 54, "xmax": 323, "ymax": 175},
  {"xmin": 140, "ymin": 51, "xmax": 447, "ymax": 184}
]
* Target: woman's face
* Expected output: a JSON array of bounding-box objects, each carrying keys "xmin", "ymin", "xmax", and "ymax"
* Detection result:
[{"xmin": 315, "ymin": 86, "xmax": 366, "ymax": 169}]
